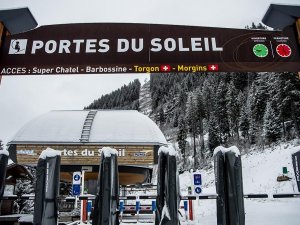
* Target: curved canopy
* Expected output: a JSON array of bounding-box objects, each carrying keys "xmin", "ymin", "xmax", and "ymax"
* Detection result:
[{"xmin": 10, "ymin": 110, "xmax": 167, "ymax": 145}]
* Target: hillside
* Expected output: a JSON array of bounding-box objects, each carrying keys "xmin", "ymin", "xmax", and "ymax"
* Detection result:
[
  {"xmin": 85, "ymin": 79, "xmax": 141, "ymax": 110},
  {"xmin": 86, "ymin": 72, "xmax": 300, "ymax": 171},
  {"xmin": 124, "ymin": 141, "xmax": 300, "ymax": 225},
  {"xmin": 177, "ymin": 141, "xmax": 300, "ymax": 225}
]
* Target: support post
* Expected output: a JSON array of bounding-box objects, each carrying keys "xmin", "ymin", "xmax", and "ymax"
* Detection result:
[
  {"xmin": 292, "ymin": 150, "xmax": 300, "ymax": 192},
  {"xmin": 296, "ymin": 18, "xmax": 300, "ymax": 79},
  {"xmin": 214, "ymin": 147, "xmax": 245, "ymax": 225},
  {"xmin": 0, "ymin": 150, "xmax": 9, "ymax": 200},
  {"xmin": 296, "ymin": 18, "xmax": 300, "ymax": 44},
  {"xmin": 33, "ymin": 148, "xmax": 61, "ymax": 225},
  {"xmin": 0, "ymin": 150, "xmax": 8, "ymax": 215},
  {"xmin": 92, "ymin": 147, "xmax": 119, "ymax": 225},
  {"xmin": 0, "ymin": 22, "xmax": 7, "ymax": 85},
  {"xmin": 155, "ymin": 147, "xmax": 180, "ymax": 225}
]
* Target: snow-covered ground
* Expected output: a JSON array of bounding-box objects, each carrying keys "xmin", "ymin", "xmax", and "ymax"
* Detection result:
[{"xmin": 122, "ymin": 142, "xmax": 300, "ymax": 225}]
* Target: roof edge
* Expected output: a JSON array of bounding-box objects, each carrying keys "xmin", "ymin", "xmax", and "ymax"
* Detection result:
[{"xmin": 8, "ymin": 141, "xmax": 168, "ymax": 146}]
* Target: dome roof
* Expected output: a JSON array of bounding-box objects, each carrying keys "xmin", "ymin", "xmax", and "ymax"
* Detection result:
[{"xmin": 10, "ymin": 110, "xmax": 167, "ymax": 145}]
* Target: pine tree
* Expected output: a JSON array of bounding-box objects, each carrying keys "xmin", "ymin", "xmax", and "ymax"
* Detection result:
[
  {"xmin": 195, "ymin": 89, "xmax": 206, "ymax": 160},
  {"xmin": 279, "ymin": 72, "xmax": 300, "ymax": 139},
  {"xmin": 251, "ymin": 74, "xmax": 270, "ymax": 124},
  {"xmin": 216, "ymin": 80, "xmax": 230, "ymax": 143},
  {"xmin": 226, "ymin": 81, "xmax": 241, "ymax": 140},
  {"xmin": 239, "ymin": 95, "xmax": 250, "ymax": 140},
  {"xmin": 186, "ymin": 93, "xmax": 198, "ymax": 169},
  {"xmin": 0, "ymin": 140, "xmax": 3, "ymax": 151},
  {"xmin": 263, "ymin": 101, "xmax": 282, "ymax": 144},
  {"xmin": 208, "ymin": 114, "xmax": 220, "ymax": 155},
  {"xmin": 177, "ymin": 116, "xmax": 187, "ymax": 164},
  {"xmin": 249, "ymin": 74, "xmax": 270, "ymax": 145},
  {"xmin": 158, "ymin": 107, "xmax": 166, "ymax": 126}
]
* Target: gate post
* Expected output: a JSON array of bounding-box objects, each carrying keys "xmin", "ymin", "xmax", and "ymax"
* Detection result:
[
  {"xmin": 155, "ymin": 146, "xmax": 180, "ymax": 225},
  {"xmin": 0, "ymin": 150, "xmax": 9, "ymax": 200},
  {"xmin": 214, "ymin": 146, "xmax": 245, "ymax": 225},
  {"xmin": 292, "ymin": 149, "xmax": 300, "ymax": 192},
  {"xmin": 92, "ymin": 147, "xmax": 119, "ymax": 225},
  {"xmin": 33, "ymin": 148, "xmax": 61, "ymax": 225},
  {"xmin": 214, "ymin": 150, "xmax": 227, "ymax": 225}
]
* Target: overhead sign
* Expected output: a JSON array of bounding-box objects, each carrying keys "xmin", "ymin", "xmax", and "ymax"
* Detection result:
[{"xmin": 0, "ymin": 23, "xmax": 300, "ymax": 75}]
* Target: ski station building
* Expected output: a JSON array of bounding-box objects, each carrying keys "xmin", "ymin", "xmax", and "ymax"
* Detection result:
[{"xmin": 7, "ymin": 110, "xmax": 167, "ymax": 194}]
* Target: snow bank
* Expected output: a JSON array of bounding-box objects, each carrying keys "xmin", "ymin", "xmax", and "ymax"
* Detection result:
[
  {"xmin": 0, "ymin": 149, "xmax": 9, "ymax": 156},
  {"xmin": 39, "ymin": 147, "xmax": 61, "ymax": 159},
  {"xmin": 213, "ymin": 146, "xmax": 240, "ymax": 157},
  {"xmin": 289, "ymin": 145, "xmax": 300, "ymax": 155},
  {"xmin": 158, "ymin": 145, "xmax": 178, "ymax": 156},
  {"xmin": 242, "ymin": 144, "xmax": 298, "ymax": 194},
  {"xmin": 8, "ymin": 159, "xmax": 14, "ymax": 165},
  {"xmin": 100, "ymin": 147, "xmax": 118, "ymax": 158}
]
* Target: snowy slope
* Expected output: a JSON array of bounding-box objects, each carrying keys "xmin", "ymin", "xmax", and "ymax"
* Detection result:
[
  {"xmin": 139, "ymin": 80, "xmax": 152, "ymax": 117},
  {"xmin": 122, "ymin": 141, "xmax": 300, "ymax": 225},
  {"xmin": 178, "ymin": 142, "xmax": 300, "ymax": 225}
]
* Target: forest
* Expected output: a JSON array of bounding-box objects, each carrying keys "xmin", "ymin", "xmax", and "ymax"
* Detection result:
[
  {"xmin": 85, "ymin": 71, "xmax": 300, "ymax": 169},
  {"xmin": 150, "ymin": 72, "xmax": 300, "ymax": 168},
  {"xmin": 85, "ymin": 79, "xmax": 141, "ymax": 110}
]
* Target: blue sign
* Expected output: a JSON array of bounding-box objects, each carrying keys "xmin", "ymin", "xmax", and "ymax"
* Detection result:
[
  {"xmin": 184, "ymin": 201, "xmax": 188, "ymax": 211},
  {"xmin": 193, "ymin": 174, "xmax": 202, "ymax": 186},
  {"xmin": 87, "ymin": 201, "xmax": 93, "ymax": 213},
  {"xmin": 136, "ymin": 201, "xmax": 141, "ymax": 212},
  {"xmin": 72, "ymin": 184, "xmax": 80, "ymax": 196},
  {"xmin": 195, "ymin": 186, "xmax": 202, "ymax": 194},
  {"xmin": 74, "ymin": 174, "xmax": 80, "ymax": 181},
  {"xmin": 120, "ymin": 201, "xmax": 125, "ymax": 212},
  {"xmin": 152, "ymin": 201, "xmax": 156, "ymax": 212}
]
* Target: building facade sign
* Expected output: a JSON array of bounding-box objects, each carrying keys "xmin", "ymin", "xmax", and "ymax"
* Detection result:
[{"xmin": 16, "ymin": 144, "xmax": 154, "ymax": 166}]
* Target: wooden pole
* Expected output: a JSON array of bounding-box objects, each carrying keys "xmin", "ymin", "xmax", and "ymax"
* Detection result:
[
  {"xmin": 296, "ymin": 18, "xmax": 300, "ymax": 44},
  {"xmin": 296, "ymin": 18, "xmax": 300, "ymax": 79},
  {"xmin": 0, "ymin": 22, "xmax": 10, "ymax": 85},
  {"xmin": 0, "ymin": 22, "xmax": 4, "ymax": 85},
  {"xmin": 0, "ymin": 22, "xmax": 4, "ymax": 48}
]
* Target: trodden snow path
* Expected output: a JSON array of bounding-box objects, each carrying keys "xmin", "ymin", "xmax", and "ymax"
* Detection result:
[{"xmin": 120, "ymin": 198, "xmax": 300, "ymax": 225}]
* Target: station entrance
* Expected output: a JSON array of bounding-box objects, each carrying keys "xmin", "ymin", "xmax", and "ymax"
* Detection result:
[{"xmin": 0, "ymin": 3, "xmax": 300, "ymax": 225}]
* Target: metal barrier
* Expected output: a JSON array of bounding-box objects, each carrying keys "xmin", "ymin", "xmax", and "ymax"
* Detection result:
[{"xmin": 273, "ymin": 193, "xmax": 300, "ymax": 198}]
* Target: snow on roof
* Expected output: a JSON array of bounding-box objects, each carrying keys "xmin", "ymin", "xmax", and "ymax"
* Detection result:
[
  {"xmin": 11, "ymin": 110, "xmax": 88, "ymax": 143},
  {"xmin": 10, "ymin": 110, "xmax": 167, "ymax": 145},
  {"xmin": 100, "ymin": 147, "xmax": 118, "ymax": 158},
  {"xmin": 213, "ymin": 146, "xmax": 241, "ymax": 157},
  {"xmin": 39, "ymin": 147, "xmax": 61, "ymax": 159},
  {"xmin": 0, "ymin": 149, "xmax": 9, "ymax": 156},
  {"xmin": 158, "ymin": 145, "xmax": 178, "ymax": 156},
  {"xmin": 89, "ymin": 110, "xmax": 166, "ymax": 144}
]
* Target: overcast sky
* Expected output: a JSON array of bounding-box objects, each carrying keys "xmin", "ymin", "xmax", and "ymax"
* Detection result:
[{"xmin": 0, "ymin": 0, "xmax": 299, "ymax": 146}]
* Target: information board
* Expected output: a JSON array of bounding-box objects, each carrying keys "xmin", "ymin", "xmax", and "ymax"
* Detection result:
[{"xmin": 0, "ymin": 23, "xmax": 300, "ymax": 74}]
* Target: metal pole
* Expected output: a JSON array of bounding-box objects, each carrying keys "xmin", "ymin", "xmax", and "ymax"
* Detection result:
[{"xmin": 80, "ymin": 170, "xmax": 85, "ymax": 224}]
